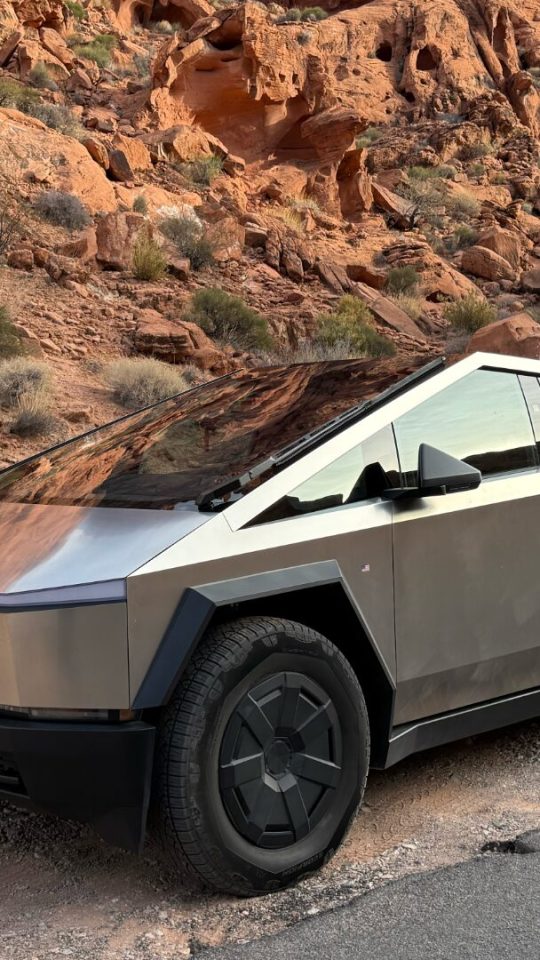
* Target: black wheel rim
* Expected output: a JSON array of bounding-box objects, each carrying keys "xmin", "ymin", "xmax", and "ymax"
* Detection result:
[{"xmin": 219, "ymin": 671, "xmax": 343, "ymax": 849}]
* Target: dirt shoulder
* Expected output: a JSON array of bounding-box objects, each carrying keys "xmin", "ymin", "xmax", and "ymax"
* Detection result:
[{"xmin": 0, "ymin": 720, "xmax": 538, "ymax": 960}]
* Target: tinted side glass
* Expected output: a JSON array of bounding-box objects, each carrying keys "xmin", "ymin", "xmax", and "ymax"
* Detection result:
[
  {"xmin": 519, "ymin": 375, "xmax": 540, "ymax": 451},
  {"xmin": 394, "ymin": 369, "xmax": 538, "ymax": 485},
  {"xmin": 251, "ymin": 426, "xmax": 399, "ymax": 524}
]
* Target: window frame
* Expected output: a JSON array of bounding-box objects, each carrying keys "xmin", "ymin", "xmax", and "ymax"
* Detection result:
[{"xmin": 225, "ymin": 356, "xmax": 540, "ymax": 532}]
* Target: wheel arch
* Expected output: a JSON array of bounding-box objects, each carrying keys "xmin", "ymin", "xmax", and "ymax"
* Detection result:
[{"xmin": 133, "ymin": 563, "xmax": 395, "ymax": 768}]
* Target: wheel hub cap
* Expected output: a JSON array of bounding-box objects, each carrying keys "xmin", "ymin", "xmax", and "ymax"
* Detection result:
[{"xmin": 219, "ymin": 672, "xmax": 342, "ymax": 849}]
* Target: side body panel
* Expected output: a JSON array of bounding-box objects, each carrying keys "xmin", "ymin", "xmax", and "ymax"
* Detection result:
[
  {"xmin": 128, "ymin": 502, "xmax": 396, "ymax": 703},
  {"xmin": 393, "ymin": 471, "xmax": 540, "ymax": 723}
]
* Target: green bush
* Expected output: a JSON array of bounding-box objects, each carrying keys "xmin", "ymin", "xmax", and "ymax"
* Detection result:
[
  {"xmin": 132, "ymin": 230, "xmax": 167, "ymax": 281},
  {"xmin": 64, "ymin": 0, "xmax": 88, "ymax": 20},
  {"xmin": 461, "ymin": 142, "xmax": 492, "ymax": 160},
  {"xmin": 0, "ymin": 306, "xmax": 24, "ymax": 359},
  {"xmin": 408, "ymin": 164, "xmax": 456, "ymax": 180},
  {"xmin": 492, "ymin": 171, "xmax": 507, "ymax": 184},
  {"xmin": 314, "ymin": 295, "xmax": 395, "ymax": 358},
  {"xmin": 0, "ymin": 358, "xmax": 51, "ymax": 406},
  {"xmin": 386, "ymin": 265, "xmax": 419, "ymax": 295},
  {"xmin": 0, "ymin": 78, "xmax": 40, "ymax": 111},
  {"xmin": 444, "ymin": 294, "xmax": 496, "ymax": 333},
  {"xmin": 356, "ymin": 126, "xmax": 383, "ymax": 149},
  {"xmin": 27, "ymin": 103, "xmax": 83, "ymax": 137},
  {"xmin": 35, "ymin": 190, "xmax": 90, "ymax": 230},
  {"xmin": 178, "ymin": 155, "xmax": 223, "ymax": 186},
  {"xmin": 105, "ymin": 357, "xmax": 186, "ymax": 408},
  {"xmin": 133, "ymin": 194, "xmax": 148, "ymax": 214},
  {"xmin": 277, "ymin": 6, "xmax": 327, "ymax": 22},
  {"xmin": 446, "ymin": 224, "xmax": 478, "ymax": 252},
  {"xmin": 188, "ymin": 288, "xmax": 273, "ymax": 351},
  {"xmin": 469, "ymin": 162, "xmax": 486, "ymax": 178},
  {"xmin": 28, "ymin": 63, "xmax": 58, "ymax": 91},
  {"xmin": 73, "ymin": 33, "xmax": 117, "ymax": 68},
  {"xmin": 160, "ymin": 215, "xmax": 214, "ymax": 270}
]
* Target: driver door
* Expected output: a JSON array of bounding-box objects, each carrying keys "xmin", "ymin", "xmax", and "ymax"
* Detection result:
[{"xmin": 391, "ymin": 367, "xmax": 540, "ymax": 725}]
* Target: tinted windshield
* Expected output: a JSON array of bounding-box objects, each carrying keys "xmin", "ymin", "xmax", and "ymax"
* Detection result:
[{"xmin": 0, "ymin": 361, "xmax": 401, "ymax": 511}]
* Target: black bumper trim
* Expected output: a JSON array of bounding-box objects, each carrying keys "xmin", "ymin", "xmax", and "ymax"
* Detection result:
[{"xmin": 0, "ymin": 719, "xmax": 155, "ymax": 852}]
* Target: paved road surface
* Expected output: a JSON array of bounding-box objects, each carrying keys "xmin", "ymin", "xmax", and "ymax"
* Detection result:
[{"xmin": 203, "ymin": 834, "xmax": 540, "ymax": 960}]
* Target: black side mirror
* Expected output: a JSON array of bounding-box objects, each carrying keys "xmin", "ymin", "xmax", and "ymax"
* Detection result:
[{"xmin": 383, "ymin": 444, "xmax": 482, "ymax": 500}]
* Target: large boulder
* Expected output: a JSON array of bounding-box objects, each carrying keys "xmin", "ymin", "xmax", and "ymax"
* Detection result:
[
  {"xmin": 96, "ymin": 212, "xmax": 146, "ymax": 270},
  {"xmin": 461, "ymin": 245, "xmax": 516, "ymax": 283},
  {"xmin": 475, "ymin": 225, "xmax": 522, "ymax": 271},
  {"xmin": 468, "ymin": 313, "xmax": 540, "ymax": 360},
  {"xmin": 132, "ymin": 310, "xmax": 230, "ymax": 373}
]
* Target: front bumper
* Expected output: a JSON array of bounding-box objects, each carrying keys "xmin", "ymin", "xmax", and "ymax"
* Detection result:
[{"xmin": 0, "ymin": 718, "xmax": 155, "ymax": 852}]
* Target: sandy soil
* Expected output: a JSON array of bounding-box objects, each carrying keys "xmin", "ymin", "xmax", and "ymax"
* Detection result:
[{"xmin": 0, "ymin": 719, "xmax": 538, "ymax": 959}]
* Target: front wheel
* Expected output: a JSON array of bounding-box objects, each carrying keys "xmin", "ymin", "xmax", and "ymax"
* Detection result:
[{"xmin": 154, "ymin": 616, "xmax": 370, "ymax": 895}]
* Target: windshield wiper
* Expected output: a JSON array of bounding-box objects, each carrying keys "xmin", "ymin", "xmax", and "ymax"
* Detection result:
[{"xmin": 197, "ymin": 357, "xmax": 445, "ymax": 511}]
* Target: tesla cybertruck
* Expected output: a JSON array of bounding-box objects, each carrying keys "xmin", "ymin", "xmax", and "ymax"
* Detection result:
[{"xmin": 0, "ymin": 351, "xmax": 540, "ymax": 895}]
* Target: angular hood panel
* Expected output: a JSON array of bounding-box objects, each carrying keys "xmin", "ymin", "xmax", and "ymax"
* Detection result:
[{"xmin": 0, "ymin": 503, "xmax": 210, "ymax": 597}]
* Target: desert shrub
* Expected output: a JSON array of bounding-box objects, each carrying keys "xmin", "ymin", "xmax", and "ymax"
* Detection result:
[
  {"xmin": 160, "ymin": 215, "xmax": 214, "ymax": 270},
  {"xmin": 289, "ymin": 196, "xmax": 322, "ymax": 214},
  {"xmin": 0, "ymin": 358, "xmax": 51, "ymax": 406},
  {"xmin": 444, "ymin": 294, "xmax": 496, "ymax": 333},
  {"xmin": 154, "ymin": 19, "xmax": 174, "ymax": 33},
  {"xmin": 64, "ymin": 0, "xmax": 87, "ymax": 20},
  {"xmin": 469, "ymin": 162, "xmax": 486, "ymax": 178},
  {"xmin": 0, "ymin": 207, "xmax": 21, "ymax": 259},
  {"xmin": 133, "ymin": 194, "xmax": 148, "ymax": 214},
  {"xmin": 272, "ymin": 206, "xmax": 305, "ymax": 233},
  {"xmin": 277, "ymin": 6, "xmax": 327, "ymax": 22},
  {"xmin": 445, "ymin": 189, "xmax": 480, "ymax": 220},
  {"xmin": 28, "ymin": 63, "xmax": 58, "ymax": 91},
  {"xmin": 386, "ymin": 265, "xmax": 419, "ymax": 295},
  {"xmin": 408, "ymin": 164, "xmax": 456, "ymax": 180},
  {"xmin": 133, "ymin": 53, "xmax": 151, "ymax": 76},
  {"xmin": 188, "ymin": 288, "xmax": 273, "ymax": 351},
  {"xmin": 178, "ymin": 155, "xmax": 223, "ymax": 186},
  {"xmin": 522, "ymin": 201, "xmax": 534, "ymax": 214},
  {"xmin": 300, "ymin": 6, "xmax": 327, "ymax": 19},
  {"xmin": 73, "ymin": 33, "xmax": 117, "ymax": 68},
  {"xmin": 296, "ymin": 30, "xmax": 310, "ymax": 44},
  {"xmin": 105, "ymin": 357, "xmax": 186, "ymax": 408},
  {"xmin": 0, "ymin": 78, "xmax": 40, "ymax": 111},
  {"xmin": 396, "ymin": 178, "xmax": 445, "ymax": 228},
  {"xmin": 446, "ymin": 224, "xmax": 478, "ymax": 251},
  {"xmin": 356, "ymin": 126, "xmax": 383, "ymax": 149},
  {"xmin": 0, "ymin": 307, "xmax": 24, "ymax": 359},
  {"xmin": 492, "ymin": 171, "xmax": 507, "ymax": 184},
  {"xmin": 390, "ymin": 293, "xmax": 423, "ymax": 322},
  {"xmin": 28, "ymin": 103, "xmax": 83, "ymax": 137},
  {"xmin": 314, "ymin": 295, "xmax": 395, "ymax": 358},
  {"xmin": 35, "ymin": 190, "xmax": 90, "ymax": 230},
  {"xmin": 132, "ymin": 229, "xmax": 167, "ymax": 281},
  {"xmin": 11, "ymin": 393, "xmax": 57, "ymax": 437},
  {"xmin": 461, "ymin": 142, "xmax": 492, "ymax": 160}
]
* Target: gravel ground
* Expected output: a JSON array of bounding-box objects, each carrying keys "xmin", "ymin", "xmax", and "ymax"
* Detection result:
[{"xmin": 0, "ymin": 720, "xmax": 538, "ymax": 960}]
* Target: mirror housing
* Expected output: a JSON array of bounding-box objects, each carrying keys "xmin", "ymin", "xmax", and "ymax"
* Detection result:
[{"xmin": 383, "ymin": 443, "xmax": 482, "ymax": 500}]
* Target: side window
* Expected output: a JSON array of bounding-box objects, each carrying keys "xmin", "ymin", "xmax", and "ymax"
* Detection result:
[
  {"xmin": 394, "ymin": 369, "xmax": 538, "ymax": 485},
  {"xmin": 519, "ymin": 375, "xmax": 540, "ymax": 453},
  {"xmin": 251, "ymin": 426, "xmax": 400, "ymax": 524}
]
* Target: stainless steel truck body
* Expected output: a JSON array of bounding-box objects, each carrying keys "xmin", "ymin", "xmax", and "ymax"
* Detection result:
[{"xmin": 0, "ymin": 351, "xmax": 539, "ymax": 893}]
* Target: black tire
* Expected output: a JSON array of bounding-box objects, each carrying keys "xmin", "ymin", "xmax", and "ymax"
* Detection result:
[{"xmin": 154, "ymin": 616, "xmax": 370, "ymax": 896}]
